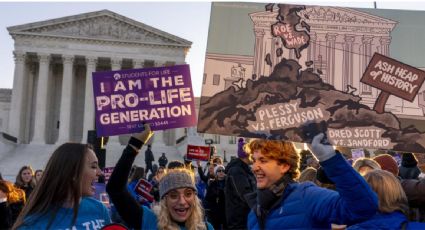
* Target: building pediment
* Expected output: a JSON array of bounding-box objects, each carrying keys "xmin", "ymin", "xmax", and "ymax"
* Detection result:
[
  {"xmin": 7, "ymin": 9, "xmax": 191, "ymax": 47},
  {"xmin": 303, "ymin": 6, "xmax": 396, "ymax": 25},
  {"xmin": 251, "ymin": 5, "xmax": 397, "ymax": 28}
]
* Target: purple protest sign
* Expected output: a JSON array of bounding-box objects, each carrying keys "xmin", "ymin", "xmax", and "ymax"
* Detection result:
[{"xmin": 93, "ymin": 64, "xmax": 197, "ymax": 137}]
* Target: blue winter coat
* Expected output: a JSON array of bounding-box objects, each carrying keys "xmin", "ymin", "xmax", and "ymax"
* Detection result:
[
  {"xmin": 348, "ymin": 211, "xmax": 425, "ymax": 230},
  {"xmin": 247, "ymin": 153, "xmax": 378, "ymax": 229}
]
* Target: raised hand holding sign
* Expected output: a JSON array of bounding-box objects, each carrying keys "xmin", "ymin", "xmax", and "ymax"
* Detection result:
[
  {"xmin": 310, "ymin": 133, "xmax": 336, "ymax": 162},
  {"xmin": 129, "ymin": 123, "xmax": 154, "ymax": 150}
]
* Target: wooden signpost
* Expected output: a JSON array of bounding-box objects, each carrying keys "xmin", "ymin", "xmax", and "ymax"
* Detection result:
[{"xmin": 361, "ymin": 53, "xmax": 425, "ymax": 113}]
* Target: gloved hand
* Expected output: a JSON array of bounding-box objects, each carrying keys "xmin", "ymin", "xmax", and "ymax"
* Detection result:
[
  {"xmin": 132, "ymin": 123, "xmax": 154, "ymax": 144},
  {"xmin": 310, "ymin": 133, "xmax": 335, "ymax": 162}
]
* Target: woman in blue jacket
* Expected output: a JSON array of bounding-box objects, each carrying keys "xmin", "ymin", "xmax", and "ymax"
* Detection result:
[
  {"xmin": 12, "ymin": 143, "xmax": 110, "ymax": 229},
  {"xmin": 348, "ymin": 169, "xmax": 425, "ymax": 229},
  {"xmin": 244, "ymin": 133, "xmax": 378, "ymax": 229}
]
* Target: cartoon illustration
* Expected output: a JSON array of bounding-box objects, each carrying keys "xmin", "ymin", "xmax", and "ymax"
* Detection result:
[{"xmin": 199, "ymin": 3, "xmax": 425, "ymax": 153}]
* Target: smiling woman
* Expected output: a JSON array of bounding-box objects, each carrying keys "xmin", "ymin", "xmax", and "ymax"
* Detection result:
[
  {"xmin": 106, "ymin": 123, "xmax": 213, "ymax": 230},
  {"xmin": 14, "ymin": 166, "xmax": 35, "ymax": 201},
  {"xmin": 12, "ymin": 143, "xmax": 111, "ymax": 230}
]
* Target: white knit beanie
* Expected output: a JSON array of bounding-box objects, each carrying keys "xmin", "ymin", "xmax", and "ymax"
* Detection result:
[
  {"xmin": 159, "ymin": 170, "xmax": 197, "ymax": 198},
  {"xmin": 214, "ymin": 165, "xmax": 225, "ymax": 176}
]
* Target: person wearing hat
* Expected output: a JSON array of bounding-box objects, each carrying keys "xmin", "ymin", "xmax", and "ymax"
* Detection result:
[
  {"xmin": 205, "ymin": 165, "xmax": 227, "ymax": 229},
  {"xmin": 373, "ymin": 154, "xmax": 399, "ymax": 177},
  {"xmin": 399, "ymin": 152, "xmax": 421, "ymax": 180},
  {"xmin": 224, "ymin": 137, "xmax": 256, "ymax": 230},
  {"xmin": 374, "ymin": 153, "xmax": 425, "ymax": 221},
  {"xmin": 106, "ymin": 124, "xmax": 213, "ymax": 230}
]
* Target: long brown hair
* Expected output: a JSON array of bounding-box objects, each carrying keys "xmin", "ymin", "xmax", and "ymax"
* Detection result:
[
  {"xmin": 15, "ymin": 165, "xmax": 36, "ymax": 188},
  {"xmin": 13, "ymin": 143, "xmax": 92, "ymax": 229},
  {"xmin": 364, "ymin": 169, "xmax": 409, "ymax": 216}
]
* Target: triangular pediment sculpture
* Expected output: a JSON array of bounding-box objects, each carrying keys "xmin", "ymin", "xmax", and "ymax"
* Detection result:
[
  {"xmin": 302, "ymin": 6, "xmax": 397, "ymax": 24},
  {"xmin": 250, "ymin": 5, "xmax": 397, "ymax": 28},
  {"xmin": 8, "ymin": 9, "xmax": 191, "ymax": 47}
]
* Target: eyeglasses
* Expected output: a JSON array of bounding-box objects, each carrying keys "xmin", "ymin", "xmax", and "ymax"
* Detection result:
[
  {"xmin": 166, "ymin": 189, "xmax": 195, "ymax": 202},
  {"xmin": 216, "ymin": 169, "xmax": 225, "ymax": 173}
]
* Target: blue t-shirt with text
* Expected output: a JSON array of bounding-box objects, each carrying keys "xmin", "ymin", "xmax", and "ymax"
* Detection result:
[{"xmin": 18, "ymin": 197, "xmax": 111, "ymax": 230}]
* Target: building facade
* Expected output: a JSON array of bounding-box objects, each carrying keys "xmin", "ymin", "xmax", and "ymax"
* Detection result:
[
  {"xmin": 0, "ymin": 89, "xmax": 11, "ymax": 133},
  {"xmin": 4, "ymin": 10, "xmax": 242, "ymax": 164},
  {"xmin": 7, "ymin": 10, "xmax": 192, "ymax": 145}
]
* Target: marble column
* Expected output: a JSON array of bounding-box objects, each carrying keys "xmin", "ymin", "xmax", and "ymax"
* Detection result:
[
  {"xmin": 82, "ymin": 57, "xmax": 97, "ymax": 143},
  {"xmin": 109, "ymin": 57, "xmax": 122, "ymax": 144},
  {"xmin": 152, "ymin": 60, "xmax": 166, "ymax": 146},
  {"xmin": 8, "ymin": 51, "xmax": 27, "ymax": 142},
  {"xmin": 154, "ymin": 60, "xmax": 165, "ymax": 67},
  {"xmin": 111, "ymin": 57, "xmax": 122, "ymax": 71},
  {"xmin": 57, "ymin": 55, "xmax": 75, "ymax": 143},
  {"xmin": 32, "ymin": 53, "xmax": 51, "ymax": 144},
  {"xmin": 23, "ymin": 63, "xmax": 37, "ymax": 144},
  {"xmin": 132, "ymin": 59, "xmax": 144, "ymax": 69}
]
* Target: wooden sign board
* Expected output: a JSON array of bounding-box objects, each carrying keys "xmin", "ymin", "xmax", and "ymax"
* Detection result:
[{"xmin": 361, "ymin": 53, "xmax": 425, "ymax": 102}]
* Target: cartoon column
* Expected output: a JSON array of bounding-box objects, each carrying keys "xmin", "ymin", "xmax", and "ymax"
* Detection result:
[
  {"xmin": 253, "ymin": 28, "xmax": 265, "ymax": 79},
  {"xmin": 343, "ymin": 35, "xmax": 355, "ymax": 88},
  {"xmin": 361, "ymin": 36, "xmax": 373, "ymax": 95},
  {"xmin": 326, "ymin": 33, "xmax": 337, "ymax": 85},
  {"xmin": 308, "ymin": 32, "xmax": 317, "ymax": 63},
  {"xmin": 379, "ymin": 36, "xmax": 391, "ymax": 56}
]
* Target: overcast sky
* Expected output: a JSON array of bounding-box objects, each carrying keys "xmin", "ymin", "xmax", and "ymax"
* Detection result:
[{"xmin": 2, "ymin": 1, "xmax": 425, "ymax": 96}]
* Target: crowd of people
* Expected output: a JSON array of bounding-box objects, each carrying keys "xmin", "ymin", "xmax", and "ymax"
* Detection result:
[{"xmin": 1, "ymin": 124, "xmax": 425, "ymax": 229}]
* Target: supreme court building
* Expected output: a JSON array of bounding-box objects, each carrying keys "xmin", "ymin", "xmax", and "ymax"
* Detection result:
[{"xmin": 7, "ymin": 10, "xmax": 192, "ymax": 145}]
